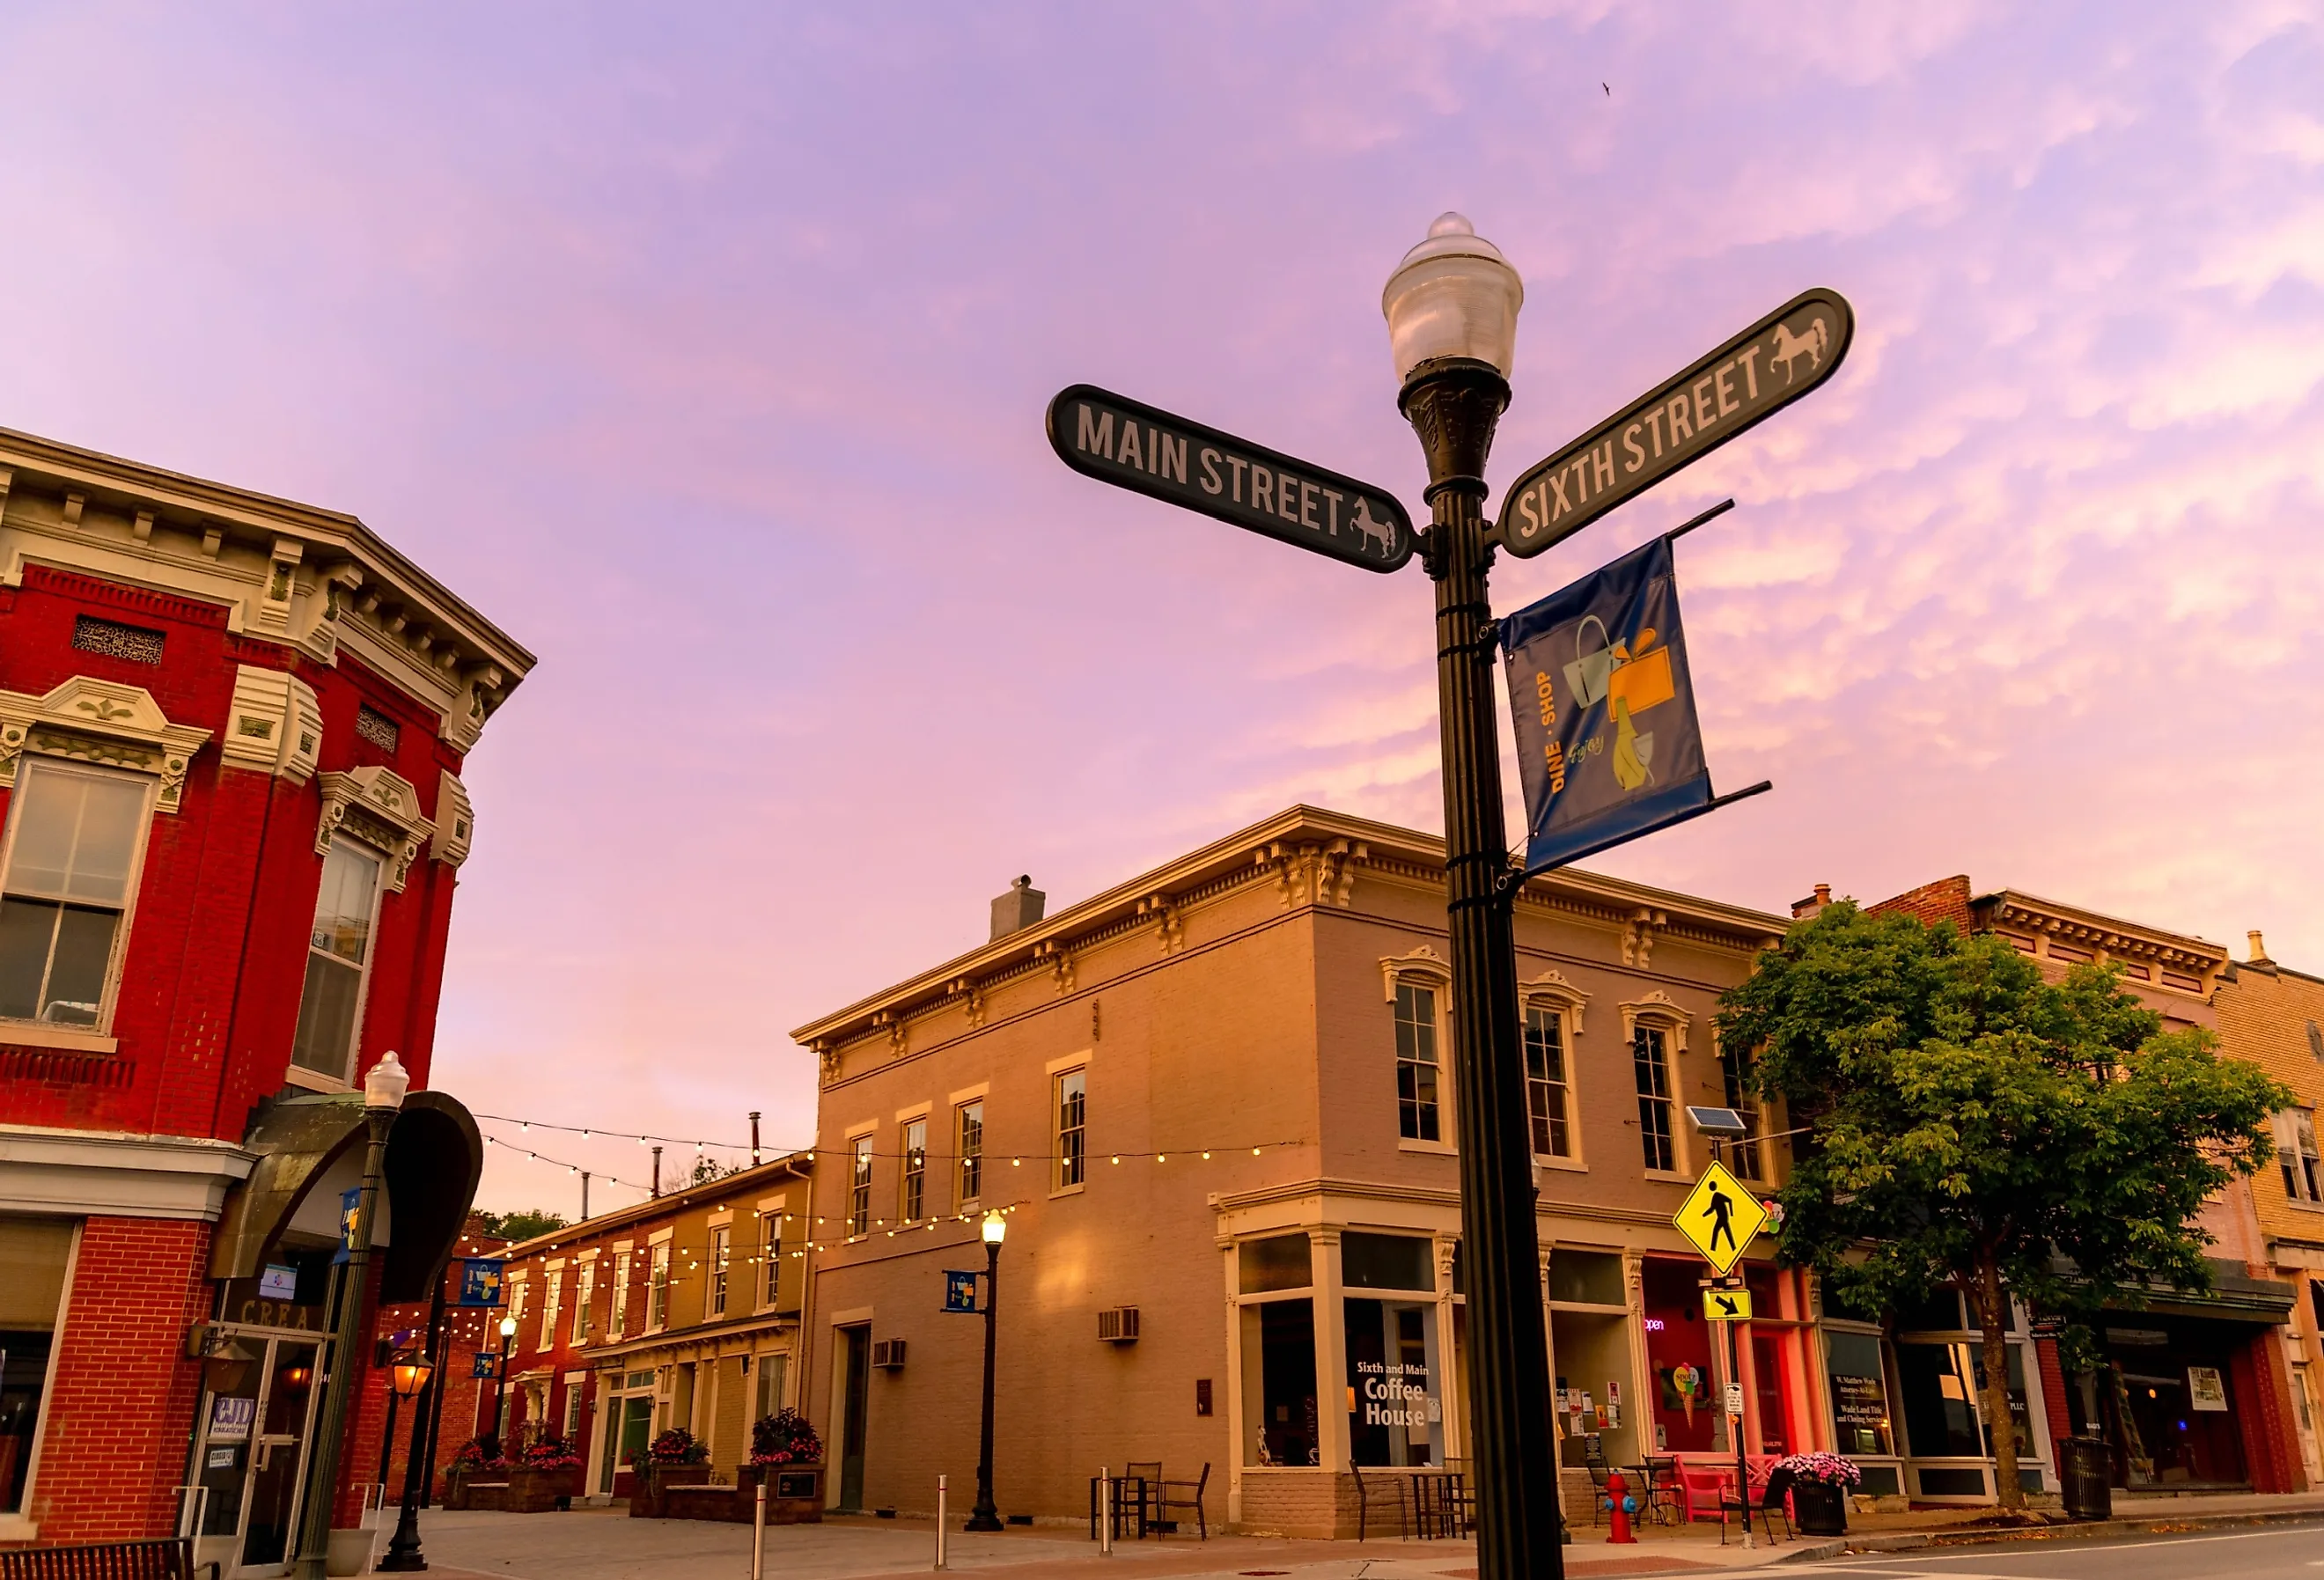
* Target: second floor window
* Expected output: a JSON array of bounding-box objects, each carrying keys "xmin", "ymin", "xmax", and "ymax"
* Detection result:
[
  {"xmin": 761, "ymin": 1214, "xmax": 780, "ymax": 1306},
  {"xmin": 571, "ymin": 1260, "xmax": 595, "ymax": 1343},
  {"xmin": 957, "ymin": 1100, "xmax": 984, "ymax": 1205},
  {"xmin": 0, "ymin": 759, "xmax": 149, "ymax": 1030},
  {"xmin": 902, "ymin": 1118, "xmax": 927, "ymax": 1222},
  {"xmin": 647, "ymin": 1244, "xmax": 670, "ymax": 1328},
  {"xmin": 1055, "ymin": 1069, "xmax": 1086, "ymax": 1189},
  {"xmin": 2281, "ymin": 1109, "xmax": 2322, "ymax": 1204},
  {"xmin": 1394, "ymin": 982, "xmax": 1441, "ymax": 1142},
  {"xmin": 538, "ymin": 1270, "xmax": 563, "ymax": 1349},
  {"xmin": 1634, "ymin": 1025, "xmax": 1676, "ymax": 1172},
  {"xmin": 1523, "ymin": 1005, "xmax": 1572, "ymax": 1157},
  {"xmin": 849, "ymin": 1136, "xmax": 873, "ymax": 1236},
  {"xmin": 709, "ymin": 1227, "xmax": 730, "ymax": 1317},
  {"xmin": 292, "ymin": 841, "xmax": 384, "ymax": 1079},
  {"xmin": 608, "ymin": 1250, "xmax": 632, "ymax": 1335},
  {"xmin": 1723, "ymin": 1050, "xmax": 1764, "ymax": 1180}
]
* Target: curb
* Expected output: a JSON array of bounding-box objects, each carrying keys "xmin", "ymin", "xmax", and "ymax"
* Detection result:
[{"xmin": 1775, "ymin": 1503, "xmax": 2324, "ymax": 1563}]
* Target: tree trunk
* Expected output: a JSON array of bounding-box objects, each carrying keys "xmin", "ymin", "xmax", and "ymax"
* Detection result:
[{"xmin": 1971, "ymin": 1252, "xmax": 2024, "ymax": 1511}]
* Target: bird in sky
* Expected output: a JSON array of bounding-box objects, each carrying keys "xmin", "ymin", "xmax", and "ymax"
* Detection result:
[{"xmin": 1603, "ymin": 82, "xmax": 1610, "ymax": 96}]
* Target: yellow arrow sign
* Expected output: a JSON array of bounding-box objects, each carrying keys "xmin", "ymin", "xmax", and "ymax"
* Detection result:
[
  {"xmin": 1703, "ymin": 1288, "xmax": 1753, "ymax": 1322},
  {"xmin": 1672, "ymin": 1159, "xmax": 1769, "ymax": 1275}
]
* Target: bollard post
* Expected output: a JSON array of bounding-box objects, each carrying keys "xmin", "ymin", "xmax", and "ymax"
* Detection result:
[
  {"xmin": 753, "ymin": 1480, "xmax": 767, "ymax": 1580},
  {"xmin": 1099, "ymin": 1466, "xmax": 1113, "ymax": 1557},
  {"xmin": 935, "ymin": 1474, "xmax": 948, "ymax": 1570}
]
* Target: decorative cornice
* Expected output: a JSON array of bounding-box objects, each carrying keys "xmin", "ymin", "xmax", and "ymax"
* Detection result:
[
  {"xmin": 432, "ymin": 771, "xmax": 475, "ymax": 867},
  {"xmin": 1976, "ymin": 891, "xmax": 2226, "ymax": 975},
  {"xmin": 1380, "ymin": 944, "xmax": 1452, "ymax": 1003},
  {"xmin": 1519, "ymin": 968, "xmax": 1591, "ymax": 1035},
  {"xmin": 1618, "ymin": 988, "xmax": 1691, "ymax": 1051},
  {"xmin": 0, "ymin": 677, "xmax": 213, "ymax": 812},
  {"xmin": 314, "ymin": 766, "xmax": 436, "ymax": 892},
  {"xmin": 219, "ymin": 665, "xmax": 322, "ymax": 784}
]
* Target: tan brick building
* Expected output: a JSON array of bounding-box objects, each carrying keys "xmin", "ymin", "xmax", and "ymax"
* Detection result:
[
  {"xmin": 786, "ymin": 805, "xmax": 1820, "ymax": 1536},
  {"xmin": 2215, "ymin": 932, "xmax": 2324, "ymax": 1484}
]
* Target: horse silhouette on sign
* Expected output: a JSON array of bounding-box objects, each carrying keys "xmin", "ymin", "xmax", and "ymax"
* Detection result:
[
  {"xmin": 1770, "ymin": 317, "xmax": 1828, "ymax": 386},
  {"xmin": 1350, "ymin": 497, "xmax": 1398, "ymax": 558}
]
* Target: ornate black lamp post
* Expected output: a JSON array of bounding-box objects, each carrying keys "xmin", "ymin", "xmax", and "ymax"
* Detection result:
[
  {"xmin": 964, "ymin": 1209, "xmax": 1007, "ymax": 1532},
  {"xmin": 378, "ymin": 1343, "xmax": 438, "ymax": 1570},
  {"xmin": 1383, "ymin": 214, "xmax": 1563, "ymax": 1578},
  {"xmin": 293, "ymin": 1052, "xmax": 408, "ymax": 1580}
]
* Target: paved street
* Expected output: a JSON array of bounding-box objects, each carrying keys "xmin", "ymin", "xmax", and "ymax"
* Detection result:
[{"xmin": 1758, "ymin": 1521, "xmax": 2324, "ymax": 1579}]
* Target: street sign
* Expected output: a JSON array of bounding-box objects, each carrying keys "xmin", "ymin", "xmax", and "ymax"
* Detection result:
[
  {"xmin": 1723, "ymin": 1382, "xmax": 1746, "ymax": 1418},
  {"xmin": 1497, "ymin": 288, "xmax": 1855, "ymax": 558},
  {"xmin": 1703, "ymin": 1288, "xmax": 1753, "ymax": 1322},
  {"xmin": 1047, "ymin": 384, "xmax": 1416, "ymax": 573},
  {"xmin": 943, "ymin": 1270, "xmax": 983, "ymax": 1313},
  {"xmin": 1672, "ymin": 1158, "xmax": 1770, "ymax": 1276}
]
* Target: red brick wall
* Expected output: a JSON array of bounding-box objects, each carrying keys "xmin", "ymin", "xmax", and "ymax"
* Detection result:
[
  {"xmin": 27, "ymin": 1218, "xmax": 213, "ymax": 1543},
  {"xmin": 2034, "ymin": 1337, "xmax": 2075, "ymax": 1459},
  {"xmin": 1869, "ymin": 874, "xmax": 1975, "ymax": 932},
  {"xmin": 2231, "ymin": 1327, "xmax": 2306, "ymax": 1494}
]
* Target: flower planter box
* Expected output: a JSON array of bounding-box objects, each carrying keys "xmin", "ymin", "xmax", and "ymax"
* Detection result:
[
  {"xmin": 739, "ymin": 1462, "xmax": 826, "ymax": 1525},
  {"xmin": 628, "ymin": 1462, "xmax": 717, "ymax": 1518},
  {"xmin": 1791, "ymin": 1481, "xmax": 1848, "ymax": 1537}
]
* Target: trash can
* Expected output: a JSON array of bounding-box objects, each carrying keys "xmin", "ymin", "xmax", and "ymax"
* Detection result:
[{"xmin": 2059, "ymin": 1436, "xmax": 2112, "ymax": 1521}]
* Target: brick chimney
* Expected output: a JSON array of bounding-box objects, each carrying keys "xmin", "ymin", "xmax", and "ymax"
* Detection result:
[
  {"xmin": 1791, "ymin": 882, "xmax": 1833, "ymax": 921},
  {"xmin": 991, "ymin": 875, "xmax": 1045, "ymax": 941},
  {"xmin": 2247, "ymin": 930, "xmax": 2275, "ymax": 968}
]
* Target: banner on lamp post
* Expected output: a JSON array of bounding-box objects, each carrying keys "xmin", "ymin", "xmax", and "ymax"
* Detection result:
[{"xmin": 1500, "ymin": 534, "xmax": 1764, "ymax": 877}]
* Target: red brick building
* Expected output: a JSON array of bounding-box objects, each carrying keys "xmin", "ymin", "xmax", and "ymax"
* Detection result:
[
  {"xmin": 1855, "ymin": 877, "xmax": 2307, "ymax": 1496},
  {"xmin": 0, "ymin": 425, "xmax": 532, "ymax": 1569}
]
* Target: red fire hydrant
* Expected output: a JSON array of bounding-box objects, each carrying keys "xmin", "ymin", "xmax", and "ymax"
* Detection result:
[{"xmin": 1605, "ymin": 1468, "xmax": 1636, "ymax": 1544}]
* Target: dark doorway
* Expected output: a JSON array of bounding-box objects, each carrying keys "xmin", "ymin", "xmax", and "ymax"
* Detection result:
[{"xmin": 838, "ymin": 1326, "xmax": 871, "ymax": 1510}]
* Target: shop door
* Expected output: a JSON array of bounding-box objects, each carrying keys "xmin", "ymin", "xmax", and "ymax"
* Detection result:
[
  {"xmin": 1751, "ymin": 1334, "xmax": 1791, "ymax": 1455},
  {"xmin": 837, "ymin": 1326, "xmax": 870, "ymax": 1510},
  {"xmin": 188, "ymin": 1337, "xmax": 320, "ymax": 1580}
]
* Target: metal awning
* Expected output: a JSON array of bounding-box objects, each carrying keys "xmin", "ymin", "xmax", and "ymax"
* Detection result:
[{"xmin": 209, "ymin": 1087, "xmax": 482, "ymax": 1302}]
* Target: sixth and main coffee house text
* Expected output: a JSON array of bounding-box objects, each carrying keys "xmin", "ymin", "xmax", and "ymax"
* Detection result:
[{"xmin": 1047, "ymin": 385, "xmax": 1415, "ymax": 573}]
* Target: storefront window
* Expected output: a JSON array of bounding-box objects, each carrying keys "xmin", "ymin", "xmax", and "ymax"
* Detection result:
[
  {"xmin": 1826, "ymin": 1330, "xmax": 1894, "ymax": 1457},
  {"xmin": 1239, "ymin": 1234, "xmax": 1313, "ymax": 1294},
  {"xmin": 1342, "ymin": 1233, "xmax": 1430, "ymax": 1292},
  {"xmin": 1641, "ymin": 1259, "xmax": 1720, "ymax": 1453},
  {"xmin": 2095, "ymin": 1320, "xmax": 2248, "ymax": 1487},
  {"xmin": 1239, "ymin": 1299, "xmax": 1318, "ymax": 1466},
  {"xmin": 1346, "ymin": 1297, "xmax": 1439, "ymax": 1466},
  {"xmin": 1896, "ymin": 1342, "xmax": 1983, "ymax": 1459},
  {"xmin": 0, "ymin": 1218, "xmax": 73, "ymax": 1512}
]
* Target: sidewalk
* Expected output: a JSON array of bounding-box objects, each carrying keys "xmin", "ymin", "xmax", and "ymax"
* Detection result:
[{"xmin": 407, "ymin": 1489, "xmax": 2324, "ymax": 1580}]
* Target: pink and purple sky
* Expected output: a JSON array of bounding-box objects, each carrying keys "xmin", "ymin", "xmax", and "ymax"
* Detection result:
[{"xmin": 4, "ymin": 5, "xmax": 2319, "ymax": 1212}]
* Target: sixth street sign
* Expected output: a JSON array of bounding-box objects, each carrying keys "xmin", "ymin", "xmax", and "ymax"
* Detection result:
[
  {"xmin": 1497, "ymin": 288, "xmax": 1854, "ymax": 557},
  {"xmin": 1047, "ymin": 384, "xmax": 1416, "ymax": 573}
]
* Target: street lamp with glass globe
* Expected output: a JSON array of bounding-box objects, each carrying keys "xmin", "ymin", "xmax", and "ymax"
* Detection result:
[
  {"xmin": 965, "ymin": 1210, "xmax": 1007, "ymax": 1532},
  {"xmin": 1384, "ymin": 215, "xmax": 1564, "ymax": 1578}
]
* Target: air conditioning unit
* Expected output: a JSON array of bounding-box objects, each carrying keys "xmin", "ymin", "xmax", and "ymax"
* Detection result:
[
  {"xmin": 870, "ymin": 1338, "xmax": 907, "ymax": 1370},
  {"xmin": 1097, "ymin": 1306, "xmax": 1140, "ymax": 1343}
]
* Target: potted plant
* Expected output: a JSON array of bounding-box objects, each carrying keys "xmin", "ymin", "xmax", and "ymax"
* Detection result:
[
  {"xmin": 514, "ymin": 1433, "xmax": 585, "ymax": 1511},
  {"xmin": 444, "ymin": 1437, "xmax": 511, "ymax": 1511},
  {"xmin": 629, "ymin": 1427, "xmax": 715, "ymax": 1518},
  {"xmin": 1772, "ymin": 1452, "xmax": 1861, "ymax": 1536},
  {"xmin": 740, "ymin": 1409, "xmax": 827, "ymax": 1524}
]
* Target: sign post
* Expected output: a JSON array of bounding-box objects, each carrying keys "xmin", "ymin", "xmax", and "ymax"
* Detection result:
[{"xmin": 1673, "ymin": 1154, "xmax": 1771, "ymax": 1548}]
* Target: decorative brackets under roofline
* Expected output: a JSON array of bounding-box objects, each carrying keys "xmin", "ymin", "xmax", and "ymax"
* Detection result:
[
  {"xmin": 315, "ymin": 766, "xmax": 437, "ymax": 892},
  {"xmin": 0, "ymin": 677, "xmax": 213, "ymax": 813}
]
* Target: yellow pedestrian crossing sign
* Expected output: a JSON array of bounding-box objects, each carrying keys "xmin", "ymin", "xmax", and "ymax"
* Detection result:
[
  {"xmin": 1703, "ymin": 1288, "xmax": 1753, "ymax": 1322},
  {"xmin": 1673, "ymin": 1159, "xmax": 1768, "ymax": 1275}
]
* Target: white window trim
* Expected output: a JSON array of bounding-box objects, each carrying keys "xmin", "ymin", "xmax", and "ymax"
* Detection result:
[
  {"xmin": 1622, "ymin": 992, "xmax": 1691, "ymax": 1178},
  {"xmin": 607, "ymin": 1246, "xmax": 634, "ymax": 1340},
  {"xmin": 899, "ymin": 1112, "xmax": 930, "ymax": 1223},
  {"xmin": 1052, "ymin": 1065, "xmax": 1089, "ymax": 1196},
  {"xmin": 954, "ymin": 1096, "xmax": 987, "ymax": 1212},
  {"xmin": 845, "ymin": 1132, "xmax": 876, "ymax": 1241},
  {"xmin": 1519, "ymin": 970, "xmax": 1590, "ymax": 1167},
  {"xmin": 1382, "ymin": 949, "xmax": 1455, "ymax": 1152},
  {"xmin": 644, "ymin": 1232, "xmax": 673, "ymax": 1335},
  {"xmin": 0, "ymin": 757, "xmax": 158, "ymax": 1040},
  {"xmin": 290, "ymin": 835, "xmax": 388, "ymax": 1085}
]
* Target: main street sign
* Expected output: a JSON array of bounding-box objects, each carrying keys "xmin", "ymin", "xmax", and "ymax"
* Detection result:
[
  {"xmin": 1672, "ymin": 1157, "xmax": 1770, "ymax": 1276},
  {"xmin": 1497, "ymin": 289, "xmax": 1854, "ymax": 558},
  {"xmin": 1047, "ymin": 384, "xmax": 1416, "ymax": 572}
]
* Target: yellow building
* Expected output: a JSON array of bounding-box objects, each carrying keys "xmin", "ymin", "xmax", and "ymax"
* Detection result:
[
  {"xmin": 787, "ymin": 805, "xmax": 1829, "ymax": 1535},
  {"xmin": 2216, "ymin": 931, "xmax": 2324, "ymax": 1484}
]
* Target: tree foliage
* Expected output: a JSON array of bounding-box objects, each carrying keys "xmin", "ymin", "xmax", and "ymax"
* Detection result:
[
  {"xmin": 477, "ymin": 1208, "xmax": 569, "ymax": 1242},
  {"xmin": 1717, "ymin": 901, "xmax": 2286, "ymax": 1507}
]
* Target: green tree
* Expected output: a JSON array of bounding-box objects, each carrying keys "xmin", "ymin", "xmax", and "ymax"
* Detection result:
[
  {"xmin": 1717, "ymin": 901, "xmax": 2286, "ymax": 1509},
  {"xmin": 688, "ymin": 1155, "xmax": 740, "ymax": 1186},
  {"xmin": 478, "ymin": 1208, "xmax": 568, "ymax": 1243}
]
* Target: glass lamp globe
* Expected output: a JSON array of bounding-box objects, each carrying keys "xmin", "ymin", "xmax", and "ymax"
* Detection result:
[
  {"xmin": 499, "ymin": 1315, "xmax": 518, "ymax": 1339},
  {"xmin": 364, "ymin": 1050, "xmax": 410, "ymax": 1110},
  {"xmin": 1381, "ymin": 212, "xmax": 1525, "ymax": 387},
  {"xmin": 981, "ymin": 1210, "xmax": 1007, "ymax": 1246}
]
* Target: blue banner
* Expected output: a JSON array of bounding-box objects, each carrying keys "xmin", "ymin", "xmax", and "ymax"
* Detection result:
[
  {"xmin": 943, "ymin": 1270, "xmax": 983, "ymax": 1313},
  {"xmin": 1501, "ymin": 535, "xmax": 1710, "ymax": 876},
  {"xmin": 471, "ymin": 1351, "xmax": 499, "ymax": 1379},
  {"xmin": 459, "ymin": 1258, "xmax": 506, "ymax": 1307},
  {"xmin": 333, "ymin": 1187, "xmax": 362, "ymax": 1265}
]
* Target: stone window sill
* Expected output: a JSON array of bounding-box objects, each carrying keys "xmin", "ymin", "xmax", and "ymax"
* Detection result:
[{"xmin": 0, "ymin": 1021, "xmax": 117, "ymax": 1055}]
